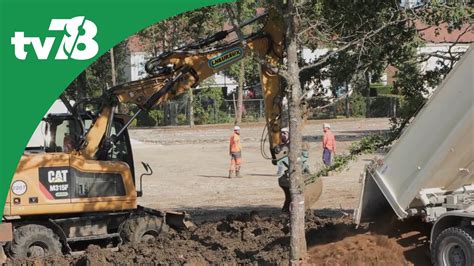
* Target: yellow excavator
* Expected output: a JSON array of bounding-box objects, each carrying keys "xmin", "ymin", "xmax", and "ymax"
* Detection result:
[{"xmin": 0, "ymin": 11, "xmax": 322, "ymax": 260}]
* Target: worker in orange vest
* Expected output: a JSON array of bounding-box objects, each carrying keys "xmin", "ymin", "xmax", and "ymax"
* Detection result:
[
  {"xmin": 229, "ymin": 125, "xmax": 242, "ymax": 178},
  {"xmin": 322, "ymin": 123, "xmax": 336, "ymax": 166}
]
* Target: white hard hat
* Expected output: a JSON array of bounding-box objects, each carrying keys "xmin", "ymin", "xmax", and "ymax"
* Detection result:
[
  {"xmin": 323, "ymin": 123, "xmax": 330, "ymax": 129},
  {"xmin": 234, "ymin": 126, "xmax": 240, "ymax": 131},
  {"xmin": 281, "ymin": 127, "xmax": 289, "ymax": 133}
]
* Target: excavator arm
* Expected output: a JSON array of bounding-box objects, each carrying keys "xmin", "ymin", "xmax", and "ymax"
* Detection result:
[
  {"xmin": 80, "ymin": 11, "xmax": 285, "ymax": 161},
  {"xmin": 76, "ymin": 10, "xmax": 322, "ymax": 211}
]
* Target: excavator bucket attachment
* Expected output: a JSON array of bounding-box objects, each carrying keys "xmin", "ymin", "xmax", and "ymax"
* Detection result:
[
  {"xmin": 165, "ymin": 211, "xmax": 196, "ymax": 230},
  {"xmin": 279, "ymin": 174, "xmax": 323, "ymax": 211},
  {"xmin": 304, "ymin": 177, "xmax": 323, "ymax": 209}
]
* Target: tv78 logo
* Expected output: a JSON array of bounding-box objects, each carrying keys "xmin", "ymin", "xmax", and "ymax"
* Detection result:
[{"xmin": 11, "ymin": 16, "xmax": 99, "ymax": 60}]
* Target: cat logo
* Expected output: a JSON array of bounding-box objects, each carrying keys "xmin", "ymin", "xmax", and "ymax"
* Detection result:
[
  {"xmin": 208, "ymin": 48, "xmax": 243, "ymax": 69},
  {"xmin": 47, "ymin": 169, "xmax": 68, "ymax": 183}
]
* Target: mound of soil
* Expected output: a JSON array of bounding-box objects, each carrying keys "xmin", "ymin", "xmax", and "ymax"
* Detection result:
[
  {"xmin": 308, "ymin": 234, "xmax": 409, "ymax": 266},
  {"xmin": 6, "ymin": 211, "xmax": 419, "ymax": 265}
]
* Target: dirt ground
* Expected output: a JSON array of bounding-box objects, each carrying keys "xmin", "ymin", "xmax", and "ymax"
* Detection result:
[
  {"xmin": 6, "ymin": 118, "xmax": 433, "ymax": 265},
  {"xmin": 130, "ymin": 118, "xmax": 390, "ymax": 216},
  {"xmin": 11, "ymin": 212, "xmax": 431, "ymax": 265}
]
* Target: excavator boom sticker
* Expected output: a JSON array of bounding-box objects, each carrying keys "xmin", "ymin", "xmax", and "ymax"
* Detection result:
[{"xmin": 208, "ymin": 47, "xmax": 243, "ymax": 69}]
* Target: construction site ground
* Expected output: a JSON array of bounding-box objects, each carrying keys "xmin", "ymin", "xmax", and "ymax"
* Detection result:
[
  {"xmin": 8, "ymin": 118, "xmax": 432, "ymax": 265},
  {"xmin": 131, "ymin": 118, "xmax": 390, "ymax": 219}
]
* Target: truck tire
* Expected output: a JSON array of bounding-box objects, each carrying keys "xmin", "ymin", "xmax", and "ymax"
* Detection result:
[
  {"xmin": 8, "ymin": 224, "xmax": 62, "ymax": 258},
  {"xmin": 120, "ymin": 215, "xmax": 164, "ymax": 244},
  {"xmin": 432, "ymin": 227, "xmax": 474, "ymax": 266}
]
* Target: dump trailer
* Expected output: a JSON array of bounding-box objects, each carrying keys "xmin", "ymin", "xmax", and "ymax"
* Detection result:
[{"xmin": 355, "ymin": 46, "xmax": 473, "ymax": 266}]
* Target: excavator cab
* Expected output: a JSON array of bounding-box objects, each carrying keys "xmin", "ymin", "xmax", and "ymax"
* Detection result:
[
  {"xmin": 5, "ymin": 113, "xmax": 138, "ymax": 218},
  {"xmin": 41, "ymin": 113, "xmax": 135, "ymax": 178}
]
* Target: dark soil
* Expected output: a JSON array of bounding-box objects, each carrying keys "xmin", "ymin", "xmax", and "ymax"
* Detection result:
[{"xmin": 6, "ymin": 211, "xmax": 429, "ymax": 265}]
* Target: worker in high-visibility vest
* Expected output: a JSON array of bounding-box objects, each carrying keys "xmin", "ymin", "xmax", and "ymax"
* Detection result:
[
  {"xmin": 229, "ymin": 125, "xmax": 242, "ymax": 178},
  {"xmin": 322, "ymin": 123, "xmax": 336, "ymax": 166}
]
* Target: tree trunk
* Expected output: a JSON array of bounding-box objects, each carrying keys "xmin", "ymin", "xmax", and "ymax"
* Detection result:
[
  {"xmin": 285, "ymin": 0, "xmax": 307, "ymax": 263},
  {"xmin": 111, "ymin": 47, "xmax": 128, "ymax": 114},
  {"xmin": 188, "ymin": 89, "xmax": 195, "ymax": 127},
  {"xmin": 365, "ymin": 71, "xmax": 370, "ymax": 117},
  {"xmin": 232, "ymin": 93, "xmax": 238, "ymax": 122},
  {"xmin": 171, "ymin": 20, "xmax": 177, "ymax": 49},
  {"xmin": 76, "ymin": 71, "xmax": 88, "ymax": 101},
  {"xmin": 236, "ymin": 59, "xmax": 245, "ymax": 124},
  {"xmin": 110, "ymin": 48, "xmax": 117, "ymax": 86},
  {"xmin": 287, "ymin": 63, "xmax": 307, "ymax": 265},
  {"xmin": 345, "ymin": 82, "xmax": 350, "ymax": 118}
]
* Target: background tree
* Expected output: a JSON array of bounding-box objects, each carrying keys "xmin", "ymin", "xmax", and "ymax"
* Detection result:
[
  {"xmin": 64, "ymin": 40, "xmax": 129, "ymax": 102},
  {"xmin": 225, "ymin": 0, "xmax": 260, "ymax": 124},
  {"xmin": 248, "ymin": 0, "xmax": 471, "ymax": 262},
  {"xmin": 135, "ymin": 6, "xmax": 226, "ymax": 126}
]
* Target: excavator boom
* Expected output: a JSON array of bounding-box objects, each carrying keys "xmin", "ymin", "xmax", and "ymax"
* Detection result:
[
  {"xmin": 80, "ymin": 11, "xmax": 284, "ymax": 162},
  {"xmin": 78, "ymin": 10, "xmax": 321, "ymax": 210}
]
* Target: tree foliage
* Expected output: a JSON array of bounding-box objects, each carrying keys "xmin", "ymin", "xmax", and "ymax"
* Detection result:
[
  {"xmin": 224, "ymin": 0, "xmax": 261, "ymax": 88},
  {"xmin": 296, "ymin": 0, "xmax": 471, "ymax": 187},
  {"xmin": 279, "ymin": 0, "xmax": 470, "ymax": 129},
  {"xmin": 193, "ymin": 87, "xmax": 231, "ymax": 124},
  {"xmin": 136, "ymin": 5, "xmax": 227, "ymax": 54},
  {"xmin": 64, "ymin": 40, "xmax": 128, "ymax": 101},
  {"xmin": 63, "ymin": 0, "xmax": 471, "ymax": 129}
]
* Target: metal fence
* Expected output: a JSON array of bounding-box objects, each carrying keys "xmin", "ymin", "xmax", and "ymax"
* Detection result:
[
  {"xmin": 221, "ymin": 99, "xmax": 266, "ymax": 121},
  {"xmin": 309, "ymin": 95, "xmax": 401, "ymax": 119},
  {"xmin": 137, "ymin": 99, "xmax": 266, "ymax": 126},
  {"xmin": 134, "ymin": 96, "xmax": 401, "ymax": 127}
]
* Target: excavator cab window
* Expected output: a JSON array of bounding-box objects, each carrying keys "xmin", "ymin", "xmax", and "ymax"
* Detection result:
[
  {"xmin": 44, "ymin": 116, "xmax": 86, "ymax": 153},
  {"xmin": 107, "ymin": 121, "xmax": 130, "ymax": 162},
  {"xmin": 43, "ymin": 115, "xmax": 133, "ymax": 166},
  {"xmin": 106, "ymin": 118, "xmax": 135, "ymax": 181},
  {"xmin": 74, "ymin": 170, "xmax": 126, "ymax": 198}
]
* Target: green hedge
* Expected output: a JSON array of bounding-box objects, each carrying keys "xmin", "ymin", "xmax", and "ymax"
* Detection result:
[{"xmin": 370, "ymin": 84, "xmax": 396, "ymax": 95}]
